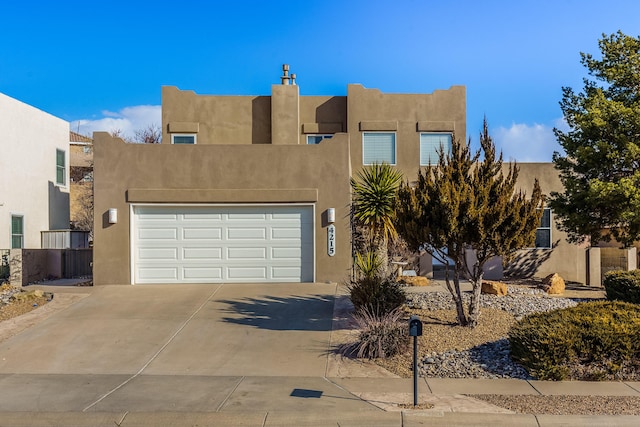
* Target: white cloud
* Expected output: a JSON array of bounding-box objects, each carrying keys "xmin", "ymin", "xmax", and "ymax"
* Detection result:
[
  {"xmin": 493, "ymin": 121, "xmax": 565, "ymax": 162},
  {"xmin": 70, "ymin": 105, "xmax": 161, "ymax": 140}
]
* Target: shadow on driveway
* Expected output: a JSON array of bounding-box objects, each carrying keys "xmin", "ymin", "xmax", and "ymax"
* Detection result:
[{"xmin": 219, "ymin": 293, "xmax": 334, "ymax": 331}]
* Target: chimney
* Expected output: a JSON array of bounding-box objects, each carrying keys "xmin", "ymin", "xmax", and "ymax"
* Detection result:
[
  {"xmin": 272, "ymin": 64, "xmax": 300, "ymax": 144},
  {"xmin": 281, "ymin": 64, "xmax": 291, "ymax": 85}
]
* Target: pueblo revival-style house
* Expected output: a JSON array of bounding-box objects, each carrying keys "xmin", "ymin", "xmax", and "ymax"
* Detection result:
[
  {"xmin": 93, "ymin": 66, "xmax": 592, "ymax": 286},
  {"xmin": 93, "ymin": 66, "xmax": 464, "ymax": 285}
]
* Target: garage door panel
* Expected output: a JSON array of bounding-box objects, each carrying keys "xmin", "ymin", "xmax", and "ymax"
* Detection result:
[
  {"xmin": 139, "ymin": 228, "xmax": 178, "ymax": 240},
  {"xmin": 228, "ymin": 267, "xmax": 267, "ymax": 279},
  {"xmin": 272, "ymin": 267, "xmax": 301, "ymax": 279},
  {"xmin": 138, "ymin": 267, "xmax": 178, "ymax": 280},
  {"xmin": 183, "ymin": 247, "xmax": 222, "ymax": 260},
  {"xmin": 134, "ymin": 205, "xmax": 313, "ymax": 283},
  {"xmin": 139, "ymin": 248, "xmax": 178, "ymax": 261},
  {"xmin": 227, "ymin": 247, "xmax": 266, "ymax": 260},
  {"xmin": 183, "ymin": 267, "xmax": 223, "ymax": 280},
  {"xmin": 183, "ymin": 228, "xmax": 222, "ymax": 240},
  {"xmin": 183, "ymin": 213, "xmax": 222, "ymax": 220},
  {"xmin": 271, "ymin": 228, "xmax": 301, "ymax": 239},
  {"xmin": 272, "ymin": 247, "xmax": 301, "ymax": 259},
  {"xmin": 227, "ymin": 228, "xmax": 266, "ymax": 240},
  {"xmin": 227, "ymin": 212, "xmax": 266, "ymax": 220}
]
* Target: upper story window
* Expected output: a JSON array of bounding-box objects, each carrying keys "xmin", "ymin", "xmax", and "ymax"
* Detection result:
[
  {"xmin": 56, "ymin": 149, "xmax": 66, "ymax": 186},
  {"xmin": 171, "ymin": 134, "xmax": 197, "ymax": 144},
  {"xmin": 535, "ymin": 208, "xmax": 552, "ymax": 249},
  {"xmin": 363, "ymin": 132, "xmax": 396, "ymax": 165},
  {"xmin": 420, "ymin": 133, "xmax": 452, "ymax": 166},
  {"xmin": 11, "ymin": 215, "xmax": 23, "ymax": 249},
  {"xmin": 306, "ymin": 134, "xmax": 333, "ymax": 144}
]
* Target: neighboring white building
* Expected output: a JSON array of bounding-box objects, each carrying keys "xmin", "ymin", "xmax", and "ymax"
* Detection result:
[{"xmin": 0, "ymin": 92, "xmax": 70, "ymax": 249}]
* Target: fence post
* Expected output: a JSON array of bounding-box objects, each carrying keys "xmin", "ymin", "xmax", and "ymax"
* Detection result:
[{"xmin": 587, "ymin": 247, "xmax": 601, "ymax": 287}]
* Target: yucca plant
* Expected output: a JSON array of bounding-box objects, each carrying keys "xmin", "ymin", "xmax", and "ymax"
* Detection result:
[{"xmin": 351, "ymin": 163, "xmax": 403, "ymax": 275}]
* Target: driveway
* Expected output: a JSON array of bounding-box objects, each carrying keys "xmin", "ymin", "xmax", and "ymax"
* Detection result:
[{"xmin": 0, "ymin": 283, "xmax": 383, "ymax": 416}]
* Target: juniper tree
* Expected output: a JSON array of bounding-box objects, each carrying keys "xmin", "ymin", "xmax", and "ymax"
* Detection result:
[
  {"xmin": 395, "ymin": 120, "xmax": 543, "ymax": 327},
  {"xmin": 551, "ymin": 31, "xmax": 640, "ymax": 247}
]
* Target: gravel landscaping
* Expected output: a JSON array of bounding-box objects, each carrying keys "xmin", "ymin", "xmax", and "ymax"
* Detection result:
[{"xmin": 371, "ymin": 281, "xmax": 640, "ymax": 415}]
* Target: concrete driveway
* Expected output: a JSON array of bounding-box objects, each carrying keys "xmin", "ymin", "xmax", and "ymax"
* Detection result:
[{"xmin": 0, "ymin": 283, "xmax": 385, "ymax": 418}]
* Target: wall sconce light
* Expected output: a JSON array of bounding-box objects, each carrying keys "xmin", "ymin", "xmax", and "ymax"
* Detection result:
[
  {"xmin": 327, "ymin": 208, "xmax": 335, "ymax": 224},
  {"xmin": 108, "ymin": 208, "xmax": 118, "ymax": 224}
]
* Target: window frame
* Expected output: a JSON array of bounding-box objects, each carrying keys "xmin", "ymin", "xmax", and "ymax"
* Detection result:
[
  {"xmin": 11, "ymin": 215, "xmax": 24, "ymax": 249},
  {"xmin": 534, "ymin": 208, "xmax": 552, "ymax": 249},
  {"xmin": 171, "ymin": 134, "xmax": 197, "ymax": 145},
  {"xmin": 56, "ymin": 149, "xmax": 66, "ymax": 186},
  {"xmin": 420, "ymin": 132, "xmax": 452, "ymax": 166},
  {"xmin": 306, "ymin": 134, "xmax": 333, "ymax": 144},
  {"xmin": 362, "ymin": 132, "xmax": 396, "ymax": 165}
]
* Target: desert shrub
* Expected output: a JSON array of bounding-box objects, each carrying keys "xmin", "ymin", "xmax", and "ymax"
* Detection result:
[
  {"xmin": 340, "ymin": 308, "xmax": 408, "ymax": 359},
  {"xmin": 349, "ymin": 251, "xmax": 406, "ymax": 316},
  {"xmin": 604, "ymin": 270, "xmax": 640, "ymax": 304},
  {"xmin": 509, "ymin": 301, "xmax": 640, "ymax": 380},
  {"xmin": 348, "ymin": 277, "xmax": 406, "ymax": 316}
]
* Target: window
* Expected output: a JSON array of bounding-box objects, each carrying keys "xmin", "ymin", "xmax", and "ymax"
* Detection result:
[
  {"xmin": 363, "ymin": 132, "xmax": 396, "ymax": 165},
  {"xmin": 535, "ymin": 208, "xmax": 552, "ymax": 249},
  {"xmin": 420, "ymin": 133, "xmax": 452, "ymax": 166},
  {"xmin": 56, "ymin": 149, "xmax": 66, "ymax": 185},
  {"xmin": 11, "ymin": 215, "xmax": 23, "ymax": 249},
  {"xmin": 306, "ymin": 134, "xmax": 333, "ymax": 144},
  {"xmin": 171, "ymin": 134, "xmax": 197, "ymax": 144}
]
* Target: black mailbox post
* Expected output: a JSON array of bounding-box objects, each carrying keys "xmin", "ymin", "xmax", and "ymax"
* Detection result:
[{"xmin": 408, "ymin": 315, "xmax": 423, "ymax": 406}]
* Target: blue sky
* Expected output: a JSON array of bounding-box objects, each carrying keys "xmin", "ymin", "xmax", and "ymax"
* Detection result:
[{"xmin": 2, "ymin": 0, "xmax": 639, "ymax": 161}]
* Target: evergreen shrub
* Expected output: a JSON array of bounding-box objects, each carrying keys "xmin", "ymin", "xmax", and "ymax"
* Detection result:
[
  {"xmin": 509, "ymin": 301, "xmax": 640, "ymax": 380},
  {"xmin": 604, "ymin": 270, "xmax": 640, "ymax": 304}
]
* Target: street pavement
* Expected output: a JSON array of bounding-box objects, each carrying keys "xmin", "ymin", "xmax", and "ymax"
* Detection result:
[{"xmin": 0, "ymin": 282, "xmax": 638, "ymax": 426}]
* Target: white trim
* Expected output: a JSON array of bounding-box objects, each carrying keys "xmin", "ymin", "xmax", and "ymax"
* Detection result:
[
  {"xmin": 130, "ymin": 203, "xmax": 316, "ymax": 284},
  {"xmin": 171, "ymin": 134, "xmax": 197, "ymax": 145}
]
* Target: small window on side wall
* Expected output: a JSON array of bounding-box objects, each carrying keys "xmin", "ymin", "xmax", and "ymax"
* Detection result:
[
  {"xmin": 11, "ymin": 215, "xmax": 23, "ymax": 249},
  {"xmin": 535, "ymin": 208, "xmax": 552, "ymax": 249},
  {"xmin": 363, "ymin": 132, "xmax": 396, "ymax": 165},
  {"xmin": 420, "ymin": 133, "xmax": 452, "ymax": 166},
  {"xmin": 171, "ymin": 134, "xmax": 197, "ymax": 144},
  {"xmin": 306, "ymin": 134, "xmax": 333, "ymax": 144},
  {"xmin": 56, "ymin": 149, "xmax": 66, "ymax": 185}
]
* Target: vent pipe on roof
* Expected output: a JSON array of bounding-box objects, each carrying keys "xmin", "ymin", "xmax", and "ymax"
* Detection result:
[{"xmin": 281, "ymin": 64, "xmax": 291, "ymax": 85}]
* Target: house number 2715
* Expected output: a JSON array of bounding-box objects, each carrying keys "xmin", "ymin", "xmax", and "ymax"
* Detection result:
[{"xmin": 327, "ymin": 224, "xmax": 336, "ymax": 257}]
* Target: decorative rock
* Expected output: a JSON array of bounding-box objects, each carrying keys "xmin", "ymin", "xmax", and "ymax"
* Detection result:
[
  {"xmin": 481, "ymin": 280, "xmax": 508, "ymax": 296},
  {"xmin": 398, "ymin": 276, "xmax": 429, "ymax": 287},
  {"xmin": 542, "ymin": 273, "xmax": 565, "ymax": 295}
]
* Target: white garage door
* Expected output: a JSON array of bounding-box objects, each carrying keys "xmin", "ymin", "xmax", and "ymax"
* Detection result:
[{"xmin": 133, "ymin": 205, "xmax": 314, "ymax": 284}]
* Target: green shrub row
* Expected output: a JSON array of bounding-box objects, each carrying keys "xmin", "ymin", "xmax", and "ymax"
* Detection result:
[
  {"xmin": 604, "ymin": 269, "xmax": 640, "ymax": 304},
  {"xmin": 509, "ymin": 301, "xmax": 640, "ymax": 380}
]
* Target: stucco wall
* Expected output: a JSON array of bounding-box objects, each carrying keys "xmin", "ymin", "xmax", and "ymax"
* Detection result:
[
  {"xmin": 0, "ymin": 92, "xmax": 69, "ymax": 249},
  {"xmin": 93, "ymin": 132, "xmax": 353, "ymax": 285},
  {"xmin": 347, "ymin": 84, "xmax": 467, "ymax": 178},
  {"xmin": 506, "ymin": 162, "xmax": 588, "ymax": 283}
]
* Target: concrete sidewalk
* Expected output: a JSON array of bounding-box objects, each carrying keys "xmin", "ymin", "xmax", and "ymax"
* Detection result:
[{"xmin": 0, "ymin": 282, "xmax": 637, "ymax": 426}]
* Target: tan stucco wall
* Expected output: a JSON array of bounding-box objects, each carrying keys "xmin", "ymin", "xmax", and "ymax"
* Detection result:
[
  {"xmin": 347, "ymin": 84, "xmax": 467, "ymax": 178},
  {"xmin": 93, "ymin": 132, "xmax": 352, "ymax": 285},
  {"xmin": 506, "ymin": 162, "xmax": 588, "ymax": 283},
  {"xmin": 162, "ymin": 86, "xmax": 272, "ymax": 145}
]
